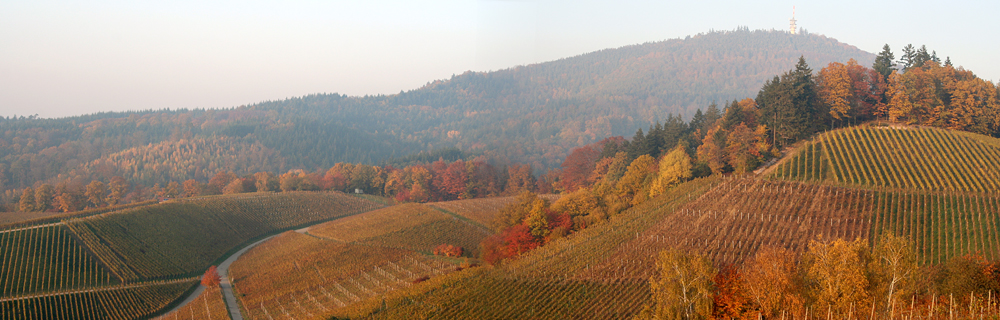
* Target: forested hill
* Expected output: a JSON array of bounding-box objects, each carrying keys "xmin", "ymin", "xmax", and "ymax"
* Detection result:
[
  {"xmin": 250, "ymin": 29, "xmax": 874, "ymax": 166},
  {"xmin": 0, "ymin": 29, "xmax": 873, "ymax": 193}
]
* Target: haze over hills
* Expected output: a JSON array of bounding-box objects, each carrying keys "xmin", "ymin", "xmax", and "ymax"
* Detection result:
[{"xmin": 0, "ymin": 29, "xmax": 874, "ymax": 194}]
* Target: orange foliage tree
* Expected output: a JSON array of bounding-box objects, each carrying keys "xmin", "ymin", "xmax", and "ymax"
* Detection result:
[{"xmin": 202, "ymin": 266, "xmax": 221, "ymax": 287}]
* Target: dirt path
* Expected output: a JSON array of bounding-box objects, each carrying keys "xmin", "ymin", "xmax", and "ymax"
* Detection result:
[
  {"xmin": 159, "ymin": 235, "xmax": 276, "ymax": 320},
  {"xmin": 219, "ymin": 235, "xmax": 276, "ymax": 320}
]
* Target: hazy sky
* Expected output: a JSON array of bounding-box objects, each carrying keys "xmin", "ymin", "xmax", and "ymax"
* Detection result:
[{"xmin": 2, "ymin": 0, "xmax": 997, "ymax": 118}]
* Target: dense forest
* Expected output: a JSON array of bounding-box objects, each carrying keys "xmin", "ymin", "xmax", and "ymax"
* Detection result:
[{"xmin": 0, "ymin": 29, "xmax": 873, "ymax": 205}]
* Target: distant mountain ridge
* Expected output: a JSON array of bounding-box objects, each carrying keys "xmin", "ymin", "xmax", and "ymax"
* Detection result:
[
  {"xmin": 0, "ymin": 29, "xmax": 875, "ymax": 194},
  {"xmin": 249, "ymin": 29, "xmax": 875, "ymax": 166}
]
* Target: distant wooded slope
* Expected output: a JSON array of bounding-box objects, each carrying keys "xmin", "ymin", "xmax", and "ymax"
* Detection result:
[{"xmin": 0, "ymin": 29, "xmax": 874, "ymax": 193}]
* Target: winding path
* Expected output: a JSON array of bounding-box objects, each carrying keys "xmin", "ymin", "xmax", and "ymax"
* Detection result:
[{"xmin": 160, "ymin": 235, "xmax": 276, "ymax": 320}]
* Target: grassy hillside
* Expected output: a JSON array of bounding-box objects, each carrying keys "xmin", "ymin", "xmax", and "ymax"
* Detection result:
[
  {"xmin": 767, "ymin": 125, "xmax": 1000, "ymax": 192},
  {"xmin": 0, "ymin": 191, "xmax": 384, "ymax": 319}
]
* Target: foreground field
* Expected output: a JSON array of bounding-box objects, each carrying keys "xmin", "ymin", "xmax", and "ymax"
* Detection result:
[
  {"xmin": 152, "ymin": 286, "xmax": 227, "ymax": 320},
  {"xmin": 0, "ymin": 191, "xmax": 384, "ymax": 319}
]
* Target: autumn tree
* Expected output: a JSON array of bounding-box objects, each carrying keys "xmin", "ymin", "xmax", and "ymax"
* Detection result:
[
  {"xmin": 941, "ymin": 254, "xmax": 992, "ymax": 299},
  {"xmin": 202, "ymin": 266, "xmax": 221, "ymax": 287},
  {"xmin": 164, "ymin": 181, "xmax": 181, "ymax": 198},
  {"xmin": 741, "ymin": 246, "xmax": 802, "ymax": 317},
  {"xmin": 18, "ymin": 187, "xmax": 34, "ymax": 212},
  {"xmin": 34, "ymin": 184, "xmax": 55, "ymax": 212},
  {"xmin": 649, "ymin": 144, "xmax": 692, "ymax": 198},
  {"xmin": 552, "ymin": 187, "xmax": 604, "ymax": 223},
  {"xmin": 801, "ymin": 238, "xmax": 871, "ymax": 317},
  {"xmin": 85, "ymin": 180, "xmax": 107, "ymax": 207},
  {"xmin": 615, "ymin": 154, "xmax": 656, "ymax": 206},
  {"xmin": 323, "ymin": 163, "xmax": 354, "ymax": 191},
  {"xmin": 637, "ymin": 249, "xmax": 715, "ymax": 320},
  {"xmin": 107, "ymin": 176, "xmax": 129, "ymax": 205},
  {"xmin": 870, "ymin": 234, "xmax": 916, "ymax": 314},
  {"xmin": 724, "ymin": 123, "xmax": 763, "ymax": 174},
  {"xmin": 560, "ymin": 144, "xmax": 602, "ymax": 192},
  {"xmin": 349, "ymin": 165, "xmax": 377, "ymax": 194},
  {"xmin": 206, "ymin": 172, "xmax": 237, "ymax": 195},
  {"xmin": 523, "ymin": 198, "xmax": 550, "ymax": 238},
  {"xmin": 182, "ymin": 179, "xmax": 202, "ymax": 197},
  {"xmin": 493, "ymin": 191, "xmax": 543, "ymax": 231},
  {"xmin": 222, "ymin": 179, "xmax": 245, "ymax": 194},
  {"xmin": 818, "ymin": 61, "xmax": 852, "ymax": 124},
  {"xmin": 712, "ymin": 265, "xmax": 755, "ymax": 319},
  {"xmin": 696, "ymin": 125, "xmax": 727, "ymax": 174},
  {"xmin": 279, "ymin": 170, "xmax": 304, "ymax": 192},
  {"xmin": 505, "ymin": 163, "xmax": 536, "ymax": 195},
  {"xmin": 56, "ymin": 192, "xmax": 83, "ymax": 212},
  {"xmin": 254, "ymin": 172, "xmax": 278, "ymax": 192}
]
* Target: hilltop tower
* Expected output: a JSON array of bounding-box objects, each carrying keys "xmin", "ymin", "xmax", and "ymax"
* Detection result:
[{"xmin": 789, "ymin": 6, "xmax": 797, "ymax": 34}]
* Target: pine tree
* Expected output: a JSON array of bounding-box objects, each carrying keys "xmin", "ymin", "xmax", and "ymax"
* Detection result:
[
  {"xmin": 900, "ymin": 44, "xmax": 916, "ymax": 71},
  {"xmin": 756, "ymin": 56, "xmax": 823, "ymax": 148},
  {"xmin": 872, "ymin": 44, "xmax": 896, "ymax": 81}
]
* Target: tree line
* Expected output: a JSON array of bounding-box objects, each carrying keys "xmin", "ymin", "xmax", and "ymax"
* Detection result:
[
  {"xmin": 11, "ymin": 157, "xmax": 545, "ymax": 213},
  {"xmin": 637, "ymin": 236, "xmax": 1000, "ymax": 319}
]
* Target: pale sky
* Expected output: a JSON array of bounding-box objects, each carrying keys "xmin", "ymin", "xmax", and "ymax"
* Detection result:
[{"xmin": 2, "ymin": 0, "xmax": 997, "ymax": 118}]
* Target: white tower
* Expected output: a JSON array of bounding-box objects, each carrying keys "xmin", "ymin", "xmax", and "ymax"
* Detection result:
[{"xmin": 789, "ymin": 6, "xmax": 797, "ymax": 34}]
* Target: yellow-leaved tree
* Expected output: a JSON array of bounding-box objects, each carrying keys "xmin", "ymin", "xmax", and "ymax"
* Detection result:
[
  {"xmin": 740, "ymin": 246, "xmax": 803, "ymax": 318},
  {"xmin": 801, "ymin": 238, "xmax": 871, "ymax": 317},
  {"xmin": 649, "ymin": 144, "xmax": 692, "ymax": 198},
  {"xmin": 636, "ymin": 249, "xmax": 716, "ymax": 320},
  {"xmin": 818, "ymin": 61, "xmax": 853, "ymax": 123},
  {"xmin": 615, "ymin": 155, "xmax": 656, "ymax": 206}
]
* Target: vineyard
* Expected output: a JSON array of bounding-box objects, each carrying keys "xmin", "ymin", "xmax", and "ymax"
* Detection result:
[
  {"xmin": 307, "ymin": 204, "xmax": 448, "ymax": 243},
  {"xmin": 230, "ymin": 231, "xmax": 458, "ymax": 320},
  {"xmin": 152, "ymin": 286, "xmax": 227, "ymax": 320},
  {"xmin": 584, "ymin": 178, "xmax": 876, "ymax": 279},
  {"xmin": 428, "ymin": 194, "xmax": 561, "ymax": 230},
  {"xmin": 767, "ymin": 126, "xmax": 1000, "ymax": 192},
  {"xmin": 358, "ymin": 275, "xmax": 650, "ymax": 319},
  {"xmin": 327, "ymin": 177, "xmax": 723, "ymax": 319},
  {"xmin": 0, "ymin": 225, "xmax": 117, "ymax": 297},
  {"xmin": 0, "ymin": 191, "xmax": 384, "ymax": 319},
  {"xmin": 0, "ymin": 279, "xmax": 197, "ymax": 320},
  {"xmin": 64, "ymin": 192, "xmax": 383, "ymax": 281}
]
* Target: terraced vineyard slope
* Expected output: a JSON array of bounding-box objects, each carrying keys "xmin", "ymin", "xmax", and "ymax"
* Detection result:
[
  {"xmin": 336, "ymin": 177, "xmax": 722, "ymax": 319},
  {"xmin": 0, "ymin": 191, "xmax": 384, "ymax": 319},
  {"xmin": 767, "ymin": 126, "xmax": 1000, "ymax": 192},
  {"xmin": 230, "ymin": 231, "xmax": 460, "ymax": 320}
]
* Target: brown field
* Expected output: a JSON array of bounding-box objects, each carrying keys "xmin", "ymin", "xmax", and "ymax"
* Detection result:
[
  {"xmin": 429, "ymin": 194, "xmax": 560, "ymax": 229},
  {"xmin": 307, "ymin": 203, "xmax": 447, "ymax": 242}
]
